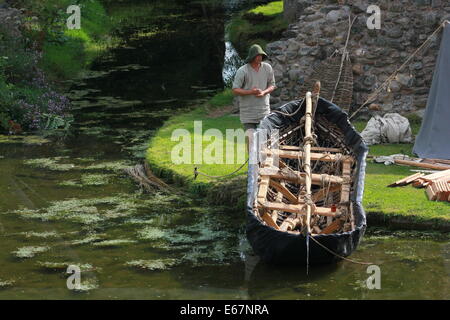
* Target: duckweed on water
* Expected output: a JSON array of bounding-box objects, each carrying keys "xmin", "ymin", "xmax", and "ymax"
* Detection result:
[
  {"xmin": 92, "ymin": 239, "xmax": 137, "ymax": 247},
  {"xmin": 0, "ymin": 280, "xmax": 15, "ymax": 288},
  {"xmin": 0, "ymin": 135, "xmax": 51, "ymax": 145},
  {"xmin": 13, "ymin": 246, "xmax": 50, "ymax": 259},
  {"xmin": 125, "ymin": 259, "xmax": 178, "ymax": 271},
  {"xmin": 59, "ymin": 174, "xmax": 114, "ymax": 187},
  {"xmin": 21, "ymin": 231, "xmax": 59, "ymax": 239},
  {"xmin": 36, "ymin": 261, "xmax": 98, "ymax": 273},
  {"xmin": 137, "ymin": 226, "xmax": 166, "ymax": 241},
  {"xmin": 23, "ymin": 158, "xmax": 76, "ymax": 171},
  {"xmin": 72, "ymin": 278, "xmax": 99, "ymax": 293},
  {"xmin": 385, "ymin": 251, "xmax": 424, "ymax": 263},
  {"xmin": 68, "ymin": 233, "xmax": 107, "ymax": 246},
  {"xmin": 85, "ymin": 161, "xmax": 133, "ymax": 172},
  {"xmin": 14, "ymin": 195, "xmax": 144, "ymax": 225}
]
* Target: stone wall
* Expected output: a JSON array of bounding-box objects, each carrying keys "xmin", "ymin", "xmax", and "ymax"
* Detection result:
[{"xmin": 270, "ymin": 0, "xmax": 450, "ymax": 118}]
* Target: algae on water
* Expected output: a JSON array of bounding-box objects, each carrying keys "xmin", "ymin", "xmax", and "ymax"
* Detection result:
[
  {"xmin": 92, "ymin": 239, "xmax": 137, "ymax": 247},
  {"xmin": 0, "ymin": 279, "xmax": 15, "ymax": 288},
  {"xmin": 125, "ymin": 258, "xmax": 177, "ymax": 271},
  {"xmin": 37, "ymin": 261, "xmax": 98, "ymax": 273},
  {"xmin": 13, "ymin": 246, "xmax": 50, "ymax": 258},
  {"xmin": 23, "ymin": 158, "xmax": 76, "ymax": 171}
]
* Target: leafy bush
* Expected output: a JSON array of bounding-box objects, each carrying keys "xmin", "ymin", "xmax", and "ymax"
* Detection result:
[{"xmin": 0, "ymin": 26, "xmax": 71, "ymax": 132}]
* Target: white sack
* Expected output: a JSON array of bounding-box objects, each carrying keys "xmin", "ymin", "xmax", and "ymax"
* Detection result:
[{"xmin": 361, "ymin": 113, "xmax": 413, "ymax": 145}]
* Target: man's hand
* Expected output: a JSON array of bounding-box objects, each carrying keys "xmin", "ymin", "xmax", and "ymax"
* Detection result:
[
  {"xmin": 255, "ymin": 90, "xmax": 265, "ymax": 97},
  {"xmin": 251, "ymin": 88, "xmax": 263, "ymax": 96}
]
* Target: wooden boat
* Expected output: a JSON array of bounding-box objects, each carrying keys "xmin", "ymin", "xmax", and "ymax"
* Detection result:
[{"xmin": 246, "ymin": 82, "xmax": 368, "ymax": 265}]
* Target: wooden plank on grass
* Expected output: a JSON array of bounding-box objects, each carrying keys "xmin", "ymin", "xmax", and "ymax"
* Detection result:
[
  {"xmin": 388, "ymin": 172, "xmax": 425, "ymax": 187},
  {"xmin": 394, "ymin": 159, "xmax": 450, "ymax": 171}
]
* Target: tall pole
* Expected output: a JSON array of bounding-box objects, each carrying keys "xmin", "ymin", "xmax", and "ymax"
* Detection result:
[{"xmin": 304, "ymin": 92, "xmax": 313, "ymax": 235}]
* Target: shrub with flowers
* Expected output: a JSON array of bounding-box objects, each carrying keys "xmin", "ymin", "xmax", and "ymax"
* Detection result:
[{"xmin": 0, "ymin": 23, "xmax": 72, "ymax": 133}]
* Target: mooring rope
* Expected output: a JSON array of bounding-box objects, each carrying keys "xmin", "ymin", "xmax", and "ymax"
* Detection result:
[
  {"xmin": 349, "ymin": 20, "xmax": 448, "ymax": 120},
  {"xmin": 308, "ymin": 235, "xmax": 374, "ymax": 265},
  {"xmin": 331, "ymin": 15, "xmax": 357, "ymax": 103},
  {"xmin": 194, "ymin": 158, "xmax": 249, "ymax": 179}
]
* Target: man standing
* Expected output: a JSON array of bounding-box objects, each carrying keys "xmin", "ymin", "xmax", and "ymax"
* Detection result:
[{"xmin": 232, "ymin": 44, "xmax": 276, "ymax": 136}]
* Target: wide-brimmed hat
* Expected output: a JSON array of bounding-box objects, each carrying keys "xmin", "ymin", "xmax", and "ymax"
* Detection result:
[{"xmin": 245, "ymin": 44, "xmax": 268, "ymax": 63}]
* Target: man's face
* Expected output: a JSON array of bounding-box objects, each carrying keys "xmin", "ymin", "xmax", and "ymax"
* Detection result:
[{"xmin": 252, "ymin": 54, "xmax": 263, "ymax": 64}]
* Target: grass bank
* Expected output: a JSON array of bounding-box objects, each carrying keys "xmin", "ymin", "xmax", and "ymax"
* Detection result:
[
  {"xmin": 227, "ymin": 1, "xmax": 288, "ymax": 57},
  {"xmin": 146, "ymin": 89, "xmax": 248, "ymax": 209},
  {"xmin": 147, "ymin": 93, "xmax": 449, "ymax": 231}
]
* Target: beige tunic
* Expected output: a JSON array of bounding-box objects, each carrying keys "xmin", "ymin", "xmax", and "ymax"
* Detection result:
[{"xmin": 232, "ymin": 62, "xmax": 275, "ymax": 124}]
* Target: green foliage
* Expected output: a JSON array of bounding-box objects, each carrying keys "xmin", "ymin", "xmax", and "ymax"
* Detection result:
[{"xmin": 36, "ymin": 0, "xmax": 114, "ymax": 79}]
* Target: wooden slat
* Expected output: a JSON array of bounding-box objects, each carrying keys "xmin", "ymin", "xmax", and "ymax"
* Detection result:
[
  {"xmin": 271, "ymin": 181, "xmax": 285, "ymax": 222},
  {"xmin": 340, "ymin": 160, "xmax": 351, "ymax": 204},
  {"xmin": 269, "ymin": 179, "xmax": 299, "ymax": 204},
  {"xmin": 311, "ymin": 185, "xmax": 341, "ymax": 202},
  {"xmin": 320, "ymin": 219, "xmax": 343, "ymax": 234},
  {"xmin": 279, "ymin": 214, "xmax": 301, "ymax": 231},
  {"xmin": 261, "ymin": 211, "xmax": 280, "ymax": 230},
  {"xmin": 426, "ymin": 184, "xmax": 436, "ymax": 201},
  {"xmin": 421, "ymin": 169, "xmax": 450, "ymax": 181},
  {"xmin": 280, "ymin": 145, "xmax": 343, "ymax": 153},
  {"xmin": 388, "ymin": 172, "xmax": 425, "ymax": 187},
  {"xmin": 262, "ymin": 148, "xmax": 353, "ymax": 164},
  {"xmin": 259, "ymin": 167, "xmax": 344, "ymax": 185},
  {"xmin": 258, "ymin": 201, "xmax": 340, "ymax": 217},
  {"xmin": 257, "ymin": 156, "xmax": 274, "ymax": 204},
  {"xmin": 394, "ymin": 159, "xmax": 450, "ymax": 171}
]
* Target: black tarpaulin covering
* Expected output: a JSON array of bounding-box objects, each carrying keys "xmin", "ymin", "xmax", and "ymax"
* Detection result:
[
  {"xmin": 413, "ymin": 25, "xmax": 450, "ymax": 160},
  {"xmin": 246, "ymin": 98, "xmax": 368, "ymax": 265}
]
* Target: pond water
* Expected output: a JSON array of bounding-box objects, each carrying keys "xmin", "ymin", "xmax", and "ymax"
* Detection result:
[{"xmin": 0, "ymin": 0, "xmax": 448, "ymax": 300}]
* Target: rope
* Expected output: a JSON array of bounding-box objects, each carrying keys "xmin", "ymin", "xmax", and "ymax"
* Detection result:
[
  {"xmin": 331, "ymin": 15, "xmax": 357, "ymax": 103},
  {"xmin": 308, "ymin": 235, "xmax": 374, "ymax": 265},
  {"xmin": 349, "ymin": 21, "xmax": 447, "ymax": 120},
  {"xmin": 272, "ymin": 101, "xmax": 304, "ymax": 117},
  {"xmin": 194, "ymin": 158, "xmax": 249, "ymax": 180}
]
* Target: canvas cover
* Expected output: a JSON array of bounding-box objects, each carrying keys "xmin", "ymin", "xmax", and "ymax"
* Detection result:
[{"xmin": 413, "ymin": 25, "xmax": 450, "ymax": 160}]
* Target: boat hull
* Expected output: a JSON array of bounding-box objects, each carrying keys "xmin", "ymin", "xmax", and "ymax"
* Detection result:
[{"xmin": 246, "ymin": 98, "xmax": 368, "ymax": 265}]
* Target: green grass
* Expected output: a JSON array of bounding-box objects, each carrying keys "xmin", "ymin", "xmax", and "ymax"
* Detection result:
[
  {"xmin": 207, "ymin": 88, "xmax": 234, "ymax": 108},
  {"xmin": 364, "ymin": 161, "xmax": 449, "ymax": 223},
  {"xmin": 147, "ymin": 91, "xmax": 246, "ymax": 194},
  {"xmin": 350, "ymin": 120, "xmax": 449, "ymax": 225},
  {"xmin": 248, "ymin": 1, "xmax": 284, "ymax": 16}
]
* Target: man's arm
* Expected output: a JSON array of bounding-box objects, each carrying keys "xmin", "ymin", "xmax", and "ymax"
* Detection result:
[
  {"xmin": 255, "ymin": 85, "xmax": 276, "ymax": 97},
  {"xmin": 232, "ymin": 87, "xmax": 262, "ymax": 96}
]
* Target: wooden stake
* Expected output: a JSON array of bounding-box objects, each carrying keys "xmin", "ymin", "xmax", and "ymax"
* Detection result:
[{"xmin": 304, "ymin": 91, "xmax": 313, "ymax": 235}]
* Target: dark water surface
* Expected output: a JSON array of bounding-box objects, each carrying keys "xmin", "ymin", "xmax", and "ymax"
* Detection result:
[{"xmin": 0, "ymin": 0, "xmax": 449, "ymax": 299}]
